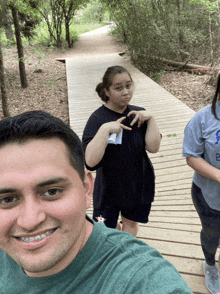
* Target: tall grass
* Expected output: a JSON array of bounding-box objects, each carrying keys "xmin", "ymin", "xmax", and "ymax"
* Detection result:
[{"xmin": 73, "ymin": 22, "xmax": 106, "ymax": 35}]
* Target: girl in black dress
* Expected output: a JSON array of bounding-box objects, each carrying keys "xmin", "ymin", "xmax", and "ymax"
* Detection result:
[{"xmin": 82, "ymin": 65, "xmax": 161, "ymax": 237}]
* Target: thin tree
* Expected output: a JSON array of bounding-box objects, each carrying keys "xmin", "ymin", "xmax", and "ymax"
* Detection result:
[
  {"xmin": 0, "ymin": 38, "xmax": 10, "ymax": 117},
  {"xmin": 10, "ymin": 4, "xmax": 28, "ymax": 88},
  {"xmin": 0, "ymin": 0, "xmax": 10, "ymax": 117},
  {"xmin": 60, "ymin": 0, "xmax": 88, "ymax": 48}
]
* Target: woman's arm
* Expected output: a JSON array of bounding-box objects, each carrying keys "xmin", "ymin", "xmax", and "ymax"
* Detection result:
[
  {"xmin": 85, "ymin": 117, "xmax": 132, "ymax": 168},
  {"xmin": 186, "ymin": 156, "xmax": 220, "ymax": 183},
  {"xmin": 144, "ymin": 116, "xmax": 161, "ymax": 153},
  {"xmin": 128, "ymin": 110, "xmax": 161, "ymax": 153}
]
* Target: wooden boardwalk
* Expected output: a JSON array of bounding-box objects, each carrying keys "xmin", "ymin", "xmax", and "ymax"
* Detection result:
[{"xmin": 64, "ymin": 26, "xmax": 211, "ymax": 294}]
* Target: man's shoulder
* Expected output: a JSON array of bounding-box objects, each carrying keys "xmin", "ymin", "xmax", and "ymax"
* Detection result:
[
  {"xmin": 96, "ymin": 222, "xmax": 161, "ymax": 261},
  {"xmin": 93, "ymin": 223, "xmax": 192, "ymax": 293},
  {"xmin": 0, "ymin": 248, "xmax": 6, "ymax": 264}
]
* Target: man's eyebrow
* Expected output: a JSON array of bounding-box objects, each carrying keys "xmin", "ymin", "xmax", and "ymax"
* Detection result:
[
  {"xmin": 0, "ymin": 178, "xmax": 70, "ymax": 195},
  {"xmin": 36, "ymin": 177, "xmax": 70, "ymax": 188},
  {"xmin": 0, "ymin": 188, "xmax": 16, "ymax": 195}
]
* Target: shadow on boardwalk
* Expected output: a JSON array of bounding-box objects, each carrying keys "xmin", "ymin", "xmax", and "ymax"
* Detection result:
[{"xmin": 64, "ymin": 25, "xmax": 210, "ymax": 294}]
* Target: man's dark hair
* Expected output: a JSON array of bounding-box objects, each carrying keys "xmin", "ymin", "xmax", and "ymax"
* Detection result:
[{"xmin": 0, "ymin": 110, "xmax": 85, "ymax": 181}]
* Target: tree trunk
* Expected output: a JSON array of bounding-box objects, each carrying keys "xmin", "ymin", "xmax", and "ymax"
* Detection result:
[
  {"xmin": 10, "ymin": 5, "xmax": 28, "ymax": 88},
  {"xmin": 65, "ymin": 15, "xmax": 71, "ymax": 48},
  {"xmin": 0, "ymin": 39, "xmax": 10, "ymax": 117},
  {"xmin": 149, "ymin": 55, "xmax": 214, "ymax": 74}
]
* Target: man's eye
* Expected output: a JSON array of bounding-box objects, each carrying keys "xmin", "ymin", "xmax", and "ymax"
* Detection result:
[
  {"xmin": 115, "ymin": 87, "xmax": 122, "ymax": 91},
  {"xmin": 44, "ymin": 189, "xmax": 61, "ymax": 197},
  {"xmin": 0, "ymin": 196, "xmax": 17, "ymax": 204},
  {"xmin": 126, "ymin": 84, "xmax": 131, "ymax": 89}
]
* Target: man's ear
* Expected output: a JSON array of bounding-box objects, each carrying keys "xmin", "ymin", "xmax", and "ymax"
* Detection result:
[{"xmin": 83, "ymin": 170, "xmax": 94, "ymax": 209}]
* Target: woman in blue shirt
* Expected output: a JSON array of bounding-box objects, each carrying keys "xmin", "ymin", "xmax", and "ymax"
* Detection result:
[{"xmin": 183, "ymin": 74, "xmax": 220, "ymax": 294}]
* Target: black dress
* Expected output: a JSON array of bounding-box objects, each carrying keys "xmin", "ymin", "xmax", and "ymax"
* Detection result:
[{"xmin": 82, "ymin": 105, "xmax": 155, "ymax": 212}]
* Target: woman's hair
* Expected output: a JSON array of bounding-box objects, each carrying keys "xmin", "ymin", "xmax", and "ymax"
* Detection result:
[
  {"xmin": 212, "ymin": 74, "xmax": 220, "ymax": 119},
  {"xmin": 0, "ymin": 110, "xmax": 85, "ymax": 181},
  {"xmin": 96, "ymin": 65, "xmax": 132, "ymax": 102}
]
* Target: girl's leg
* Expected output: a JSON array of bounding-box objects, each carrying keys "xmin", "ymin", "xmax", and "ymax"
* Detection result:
[
  {"xmin": 201, "ymin": 226, "xmax": 220, "ymax": 266},
  {"xmin": 121, "ymin": 215, "xmax": 139, "ymax": 237},
  {"xmin": 192, "ymin": 182, "xmax": 220, "ymax": 265}
]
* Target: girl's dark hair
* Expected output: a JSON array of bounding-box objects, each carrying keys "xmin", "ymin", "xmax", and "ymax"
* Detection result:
[
  {"xmin": 96, "ymin": 65, "xmax": 132, "ymax": 102},
  {"xmin": 212, "ymin": 74, "xmax": 220, "ymax": 119},
  {"xmin": 0, "ymin": 110, "xmax": 85, "ymax": 181}
]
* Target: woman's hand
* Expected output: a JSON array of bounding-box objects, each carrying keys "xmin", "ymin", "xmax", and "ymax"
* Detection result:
[
  {"xmin": 127, "ymin": 110, "xmax": 161, "ymax": 153},
  {"xmin": 85, "ymin": 117, "xmax": 131, "ymax": 168},
  {"xmin": 102, "ymin": 116, "xmax": 132, "ymax": 136},
  {"xmin": 127, "ymin": 110, "xmax": 152, "ymax": 128}
]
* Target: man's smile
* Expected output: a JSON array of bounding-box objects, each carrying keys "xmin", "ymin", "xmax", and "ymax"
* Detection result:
[{"xmin": 14, "ymin": 228, "xmax": 57, "ymax": 243}]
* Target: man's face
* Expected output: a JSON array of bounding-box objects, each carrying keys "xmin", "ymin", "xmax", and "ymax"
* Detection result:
[{"xmin": 0, "ymin": 138, "xmax": 93, "ymax": 277}]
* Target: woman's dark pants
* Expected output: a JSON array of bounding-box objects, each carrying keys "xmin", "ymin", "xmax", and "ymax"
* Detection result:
[{"xmin": 192, "ymin": 182, "xmax": 220, "ymax": 266}]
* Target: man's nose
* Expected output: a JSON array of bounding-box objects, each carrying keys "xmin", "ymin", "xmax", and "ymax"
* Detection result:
[{"xmin": 17, "ymin": 198, "xmax": 46, "ymax": 231}]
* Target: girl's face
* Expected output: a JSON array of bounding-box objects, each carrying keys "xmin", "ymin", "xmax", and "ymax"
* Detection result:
[{"xmin": 104, "ymin": 72, "xmax": 134, "ymax": 113}]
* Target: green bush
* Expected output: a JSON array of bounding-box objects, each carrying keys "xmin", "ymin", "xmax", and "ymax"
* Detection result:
[
  {"xmin": 102, "ymin": 0, "xmax": 220, "ymax": 74},
  {"xmin": 79, "ymin": 0, "xmax": 106, "ymax": 24},
  {"xmin": 32, "ymin": 22, "xmax": 51, "ymax": 45}
]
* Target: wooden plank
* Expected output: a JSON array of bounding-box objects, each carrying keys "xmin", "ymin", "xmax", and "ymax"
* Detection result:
[
  {"xmin": 153, "ymin": 160, "xmax": 188, "ymax": 169},
  {"xmin": 150, "ymin": 154, "xmax": 188, "ymax": 164},
  {"xmin": 156, "ymin": 179, "xmax": 193, "ymax": 188},
  {"xmin": 148, "ymin": 217, "xmax": 201, "ymax": 225},
  {"xmin": 149, "ymin": 210, "xmax": 198, "ymax": 217},
  {"xmin": 143, "ymin": 222, "xmax": 201, "ymax": 232},
  {"xmin": 139, "ymin": 238, "xmax": 203, "ymax": 259},
  {"xmin": 154, "ymin": 189, "xmax": 191, "ymax": 196},
  {"xmin": 138, "ymin": 226, "xmax": 200, "ymax": 244},
  {"xmin": 155, "ymin": 165, "xmax": 192, "ymax": 176},
  {"xmin": 153, "ymin": 199, "xmax": 193, "ymax": 205}
]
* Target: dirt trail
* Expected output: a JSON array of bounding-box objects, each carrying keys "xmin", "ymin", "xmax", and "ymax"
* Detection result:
[{"xmin": 58, "ymin": 25, "xmax": 126, "ymax": 58}]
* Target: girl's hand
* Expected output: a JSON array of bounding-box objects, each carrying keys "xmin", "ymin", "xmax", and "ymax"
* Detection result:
[
  {"xmin": 102, "ymin": 116, "xmax": 132, "ymax": 136},
  {"xmin": 127, "ymin": 110, "xmax": 152, "ymax": 128}
]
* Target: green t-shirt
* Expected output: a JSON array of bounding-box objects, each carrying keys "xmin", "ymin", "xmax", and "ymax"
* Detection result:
[{"xmin": 0, "ymin": 218, "xmax": 192, "ymax": 294}]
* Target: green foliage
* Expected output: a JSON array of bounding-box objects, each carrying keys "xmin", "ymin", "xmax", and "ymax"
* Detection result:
[
  {"xmin": 79, "ymin": 0, "xmax": 106, "ymax": 24},
  {"xmin": 150, "ymin": 70, "xmax": 165, "ymax": 83},
  {"xmin": 31, "ymin": 22, "xmax": 51, "ymax": 44},
  {"xmin": 0, "ymin": 0, "xmax": 7, "ymax": 27},
  {"xmin": 30, "ymin": 21, "xmax": 77, "ymax": 46},
  {"xmin": 102, "ymin": 0, "xmax": 220, "ymax": 75},
  {"xmin": 0, "ymin": 31, "xmax": 9, "ymax": 46},
  {"xmin": 30, "ymin": 19, "xmax": 104, "ymax": 46}
]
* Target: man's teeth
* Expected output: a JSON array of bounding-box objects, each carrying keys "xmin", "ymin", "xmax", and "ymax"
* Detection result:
[{"xmin": 18, "ymin": 229, "xmax": 56, "ymax": 242}]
